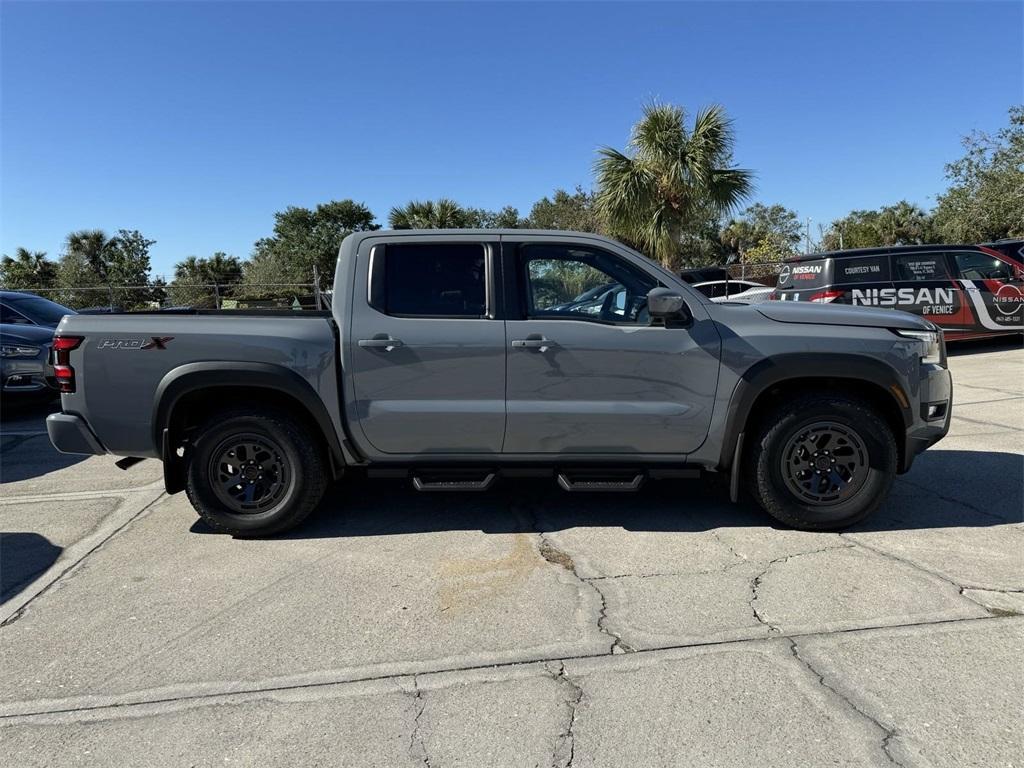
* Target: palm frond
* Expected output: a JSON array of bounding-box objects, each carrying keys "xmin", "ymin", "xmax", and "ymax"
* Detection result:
[
  {"xmin": 632, "ymin": 103, "xmax": 685, "ymax": 167},
  {"xmin": 706, "ymin": 168, "xmax": 756, "ymax": 214}
]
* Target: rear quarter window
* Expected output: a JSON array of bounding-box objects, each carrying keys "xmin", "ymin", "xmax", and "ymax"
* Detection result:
[
  {"xmin": 833, "ymin": 256, "xmax": 890, "ymax": 284},
  {"xmin": 892, "ymin": 254, "xmax": 951, "ymax": 281}
]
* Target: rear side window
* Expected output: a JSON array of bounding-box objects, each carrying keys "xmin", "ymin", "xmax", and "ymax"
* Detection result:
[
  {"xmin": 370, "ymin": 243, "xmax": 487, "ymax": 317},
  {"xmin": 0, "ymin": 303, "xmax": 32, "ymax": 324},
  {"xmin": 951, "ymin": 251, "xmax": 1013, "ymax": 281},
  {"xmin": 892, "ymin": 254, "xmax": 950, "ymax": 281},
  {"xmin": 776, "ymin": 259, "xmax": 830, "ymax": 290},
  {"xmin": 833, "ymin": 256, "xmax": 890, "ymax": 284}
]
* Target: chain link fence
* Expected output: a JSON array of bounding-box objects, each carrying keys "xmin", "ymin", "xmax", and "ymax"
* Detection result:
[
  {"xmin": 724, "ymin": 260, "xmax": 787, "ymax": 286},
  {"xmin": 6, "ymin": 282, "xmax": 330, "ymax": 312}
]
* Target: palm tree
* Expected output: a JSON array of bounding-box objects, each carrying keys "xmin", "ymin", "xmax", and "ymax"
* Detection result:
[
  {"xmin": 388, "ymin": 199, "xmax": 468, "ymax": 229},
  {"xmin": 595, "ymin": 103, "xmax": 754, "ymax": 268},
  {"xmin": 0, "ymin": 247, "xmax": 57, "ymax": 289},
  {"xmin": 64, "ymin": 229, "xmax": 113, "ymax": 281},
  {"xmin": 876, "ymin": 201, "xmax": 935, "ymax": 245}
]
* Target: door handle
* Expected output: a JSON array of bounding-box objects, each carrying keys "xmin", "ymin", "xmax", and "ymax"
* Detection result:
[
  {"xmin": 511, "ymin": 335, "xmax": 557, "ymax": 352},
  {"xmin": 358, "ymin": 335, "xmax": 404, "ymax": 351}
]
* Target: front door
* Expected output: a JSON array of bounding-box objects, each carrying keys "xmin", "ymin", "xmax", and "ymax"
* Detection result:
[
  {"xmin": 949, "ymin": 249, "xmax": 1024, "ymax": 334},
  {"xmin": 348, "ymin": 236, "xmax": 506, "ymax": 455},
  {"xmin": 502, "ymin": 240, "xmax": 720, "ymax": 455}
]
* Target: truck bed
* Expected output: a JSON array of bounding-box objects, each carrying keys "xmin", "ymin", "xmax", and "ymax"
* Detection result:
[{"xmin": 53, "ymin": 312, "xmax": 343, "ymax": 459}]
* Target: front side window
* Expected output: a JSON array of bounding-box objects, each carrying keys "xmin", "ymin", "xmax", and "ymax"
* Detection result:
[
  {"xmin": 951, "ymin": 252, "xmax": 1013, "ymax": 281},
  {"xmin": 521, "ymin": 244, "xmax": 658, "ymax": 324},
  {"xmin": 371, "ymin": 243, "xmax": 487, "ymax": 317},
  {"xmin": 892, "ymin": 254, "xmax": 950, "ymax": 282}
]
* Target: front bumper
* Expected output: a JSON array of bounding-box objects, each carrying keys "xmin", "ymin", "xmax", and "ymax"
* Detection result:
[
  {"xmin": 900, "ymin": 363, "xmax": 952, "ymax": 472},
  {"xmin": 46, "ymin": 413, "xmax": 107, "ymax": 456}
]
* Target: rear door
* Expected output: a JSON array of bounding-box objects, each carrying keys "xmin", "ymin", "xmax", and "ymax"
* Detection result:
[
  {"xmin": 348, "ymin": 235, "xmax": 506, "ymax": 455},
  {"xmin": 886, "ymin": 252, "xmax": 970, "ymax": 330},
  {"xmin": 502, "ymin": 238, "xmax": 720, "ymax": 455}
]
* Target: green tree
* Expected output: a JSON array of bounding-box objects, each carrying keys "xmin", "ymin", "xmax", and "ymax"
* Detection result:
[
  {"xmin": 388, "ymin": 199, "xmax": 468, "ymax": 229},
  {"xmin": 55, "ymin": 229, "xmax": 155, "ymax": 308},
  {"xmin": 0, "ymin": 248, "xmax": 57, "ymax": 290},
  {"xmin": 246, "ymin": 200, "xmax": 378, "ymax": 288},
  {"xmin": 105, "ymin": 229, "xmax": 155, "ymax": 287},
  {"xmin": 465, "ymin": 205, "xmax": 525, "ymax": 229},
  {"xmin": 875, "ymin": 201, "xmax": 936, "ymax": 246},
  {"xmin": 933, "ymin": 105, "xmax": 1024, "ymax": 242},
  {"xmin": 595, "ymin": 102, "xmax": 754, "ymax": 269},
  {"xmin": 720, "ymin": 203, "xmax": 802, "ymax": 263},
  {"xmin": 820, "ymin": 201, "xmax": 936, "ymax": 251},
  {"xmin": 526, "ymin": 187, "xmax": 602, "ymax": 232},
  {"xmin": 171, "ymin": 252, "xmax": 244, "ymax": 307}
]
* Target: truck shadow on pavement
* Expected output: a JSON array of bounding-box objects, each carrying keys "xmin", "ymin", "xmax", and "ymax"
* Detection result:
[
  {"xmin": 0, "ymin": 532, "xmax": 62, "ymax": 604},
  {"xmin": 189, "ymin": 449, "xmax": 1023, "ymax": 538},
  {"xmin": 0, "ymin": 400, "xmax": 85, "ymax": 483}
]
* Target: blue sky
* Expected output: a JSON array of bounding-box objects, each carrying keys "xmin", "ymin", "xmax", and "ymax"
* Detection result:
[{"xmin": 2, "ymin": 1, "xmax": 1021, "ymax": 278}]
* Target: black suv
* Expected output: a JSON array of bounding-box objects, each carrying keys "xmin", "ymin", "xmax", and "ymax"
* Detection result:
[{"xmin": 773, "ymin": 241, "xmax": 1024, "ymax": 339}]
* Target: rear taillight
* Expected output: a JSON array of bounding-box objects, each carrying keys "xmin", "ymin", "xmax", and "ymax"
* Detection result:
[
  {"xmin": 52, "ymin": 335, "xmax": 83, "ymax": 393},
  {"xmin": 809, "ymin": 289, "xmax": 844, "ymax": 304}
]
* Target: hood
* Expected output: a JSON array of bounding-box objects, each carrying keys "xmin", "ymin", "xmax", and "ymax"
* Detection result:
[
  {"xmin": 755, "ymin": 301, "xmax": 933, "ymax": 331},
  {"xmin": 0, "ymin": 323, "xmax": 55, "ymax": 345}
]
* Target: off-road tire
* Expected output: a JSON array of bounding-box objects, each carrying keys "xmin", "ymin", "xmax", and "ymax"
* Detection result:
[
  {"xmin": 745, "ymin": 394, "xmax": 897, "ymax": 530},
  {"xmin": 185, "ymin": 408, "xmax": 328, "ymax": 537}
]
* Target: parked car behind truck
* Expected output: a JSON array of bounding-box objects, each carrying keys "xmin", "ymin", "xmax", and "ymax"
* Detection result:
[
  {"xmin": 773, "ymin": 242, "xmax": 1024, "ymax": 339},
  {"xmin": 47, "ymin": 230, "xmax": 952, "ymax": 536}
]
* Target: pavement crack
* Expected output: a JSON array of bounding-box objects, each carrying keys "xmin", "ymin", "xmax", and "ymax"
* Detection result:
[
  {"xmin": 842, "ymin": 534, "xmax": 1018, "ymax": 615},
  {"xmin": 749, "ymin": 545, "xmax": 854, "ymax": 633},
  {"xmin": 712, "ymin": 529, "xmax": 749, "ymax": 564},
  {"xmin": 583, "ymin": 561, "xmax": 748, "ymax": 582},
  {"xmin": 408, "ymin": 676, "xmax": 432, "ymax": 768},
  {"xmin": 547, "ymin": 662, "xmax": 584, "ymax": 768},
  {"xmin": 3, "ymin": 614, "xmax": 1019, "ymax": 723},
  {"xmin": 521, "ymin": 504, "xmax": 634, "ymax": 654},
  {"xmin": 788, "ymin": 638, "xmax": 905, "ymax": 767},
  {"xmin": 894, "ymin": 477, "xmax": 1011, "ymax": 523}
]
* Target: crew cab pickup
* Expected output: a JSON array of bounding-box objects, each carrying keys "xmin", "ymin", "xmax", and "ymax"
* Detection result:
[{"xmin": 47, "ymin": 230, "xmax": 952, "ymax": 536}]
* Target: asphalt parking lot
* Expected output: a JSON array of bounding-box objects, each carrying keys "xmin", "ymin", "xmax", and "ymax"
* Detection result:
[{"xmin": 1, "ymin": 338, "xmax": 1021, "ymax": 767}]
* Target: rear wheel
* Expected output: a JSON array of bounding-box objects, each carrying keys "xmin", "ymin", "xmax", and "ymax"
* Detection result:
[
  {"xmin": 185, "ymin": 408, "xmax": 328, "ymax": 537},
  {"xmin": 744, "ymin": 394, "xmax": 897, "ymax": 530}
]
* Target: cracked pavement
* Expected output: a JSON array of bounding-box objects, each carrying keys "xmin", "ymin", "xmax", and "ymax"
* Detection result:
[{"xmin": 1, "ymin": 340, "xmax": 1021, "ymax": 766}]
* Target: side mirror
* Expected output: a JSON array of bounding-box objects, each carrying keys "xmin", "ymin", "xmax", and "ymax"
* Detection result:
[{"xmin": 647, "ymin": 287, "xmax": 692, "ymax": 327}]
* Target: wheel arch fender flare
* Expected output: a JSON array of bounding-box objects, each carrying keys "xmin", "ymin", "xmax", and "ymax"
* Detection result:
[
  {"xmin": 719, "ymin": 352, "xmax": 913, "ymax": 473},
  {"xmin": 153, "ymin": 362, "xmax": 346, "ymax": 490}
]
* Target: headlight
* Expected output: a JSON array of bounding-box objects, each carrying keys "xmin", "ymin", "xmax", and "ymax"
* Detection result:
[
  {"xmin": 1, "ymin": 345, "xmax": 41, "ymax": 358},
  {"xmin": 895, "ymin": 329, "xmax": 941, "ymax": 365}
]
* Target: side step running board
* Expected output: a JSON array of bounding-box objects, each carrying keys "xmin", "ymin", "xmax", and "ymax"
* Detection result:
[
  {"xmin": 557, "ymin": 472, "xmax": 645, "ymax": 492},
  {"xmin": 412, "ymin": 473, "xmax": 496, "ymax": 492}
]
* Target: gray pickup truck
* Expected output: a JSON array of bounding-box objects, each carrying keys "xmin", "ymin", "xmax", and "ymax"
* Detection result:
[{"xmin": 47, "ymin": 230, "xmax": 952, "ymax": 536}]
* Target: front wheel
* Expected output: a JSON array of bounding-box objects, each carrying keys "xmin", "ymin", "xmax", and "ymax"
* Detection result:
[
  {"xmin": 744, "ymin": 395, "xmax": 897, "ymax": 530},
  {"xmin": 185, "ymin": 408, "xmax": 328, "ymax": 537}
]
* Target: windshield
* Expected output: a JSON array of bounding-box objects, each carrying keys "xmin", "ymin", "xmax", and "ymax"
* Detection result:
[{"xmin": 6, "ymin": 294, "xmax": 76, "ymax": 326}]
